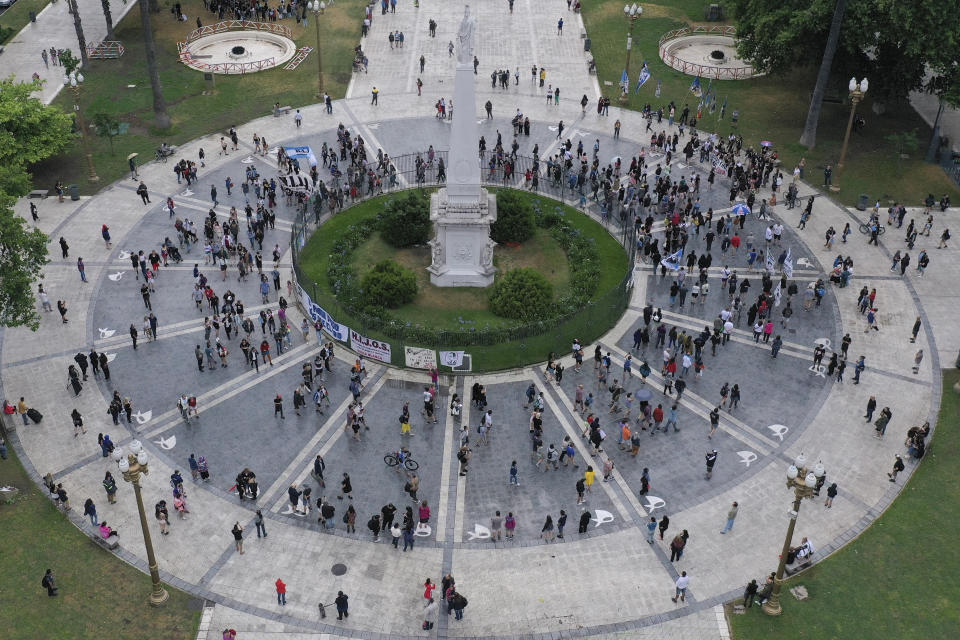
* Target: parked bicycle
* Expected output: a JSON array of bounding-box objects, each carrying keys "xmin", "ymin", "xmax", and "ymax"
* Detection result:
[
  {"xmin": 384, "ymin": 448, "xmax": 419, "ymax": 471},
  {"xmin": 858, "ymin": 222, "xmax": 886, "ymax": 236}
]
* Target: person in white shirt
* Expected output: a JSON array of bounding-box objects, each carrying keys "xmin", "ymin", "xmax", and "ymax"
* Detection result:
[{"xmin": 671, "ymin": 571, "xmax": 690, "ymax": 602}]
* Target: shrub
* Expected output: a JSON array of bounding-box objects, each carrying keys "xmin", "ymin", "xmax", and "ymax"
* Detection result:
[
  {"xmin": 491, "ymin": 190, "xmax": 536, "ymax": 244},
  {"xmin": 489, "ymin": 268, "xmax": 553, "ymax": 320},
  {"xmin": 379, "ymin": 191, "xmax": 431, "ymax": 247},
  {"xmin": 360, "ymin": 260, "xmax": 418, "ymax": 309}
]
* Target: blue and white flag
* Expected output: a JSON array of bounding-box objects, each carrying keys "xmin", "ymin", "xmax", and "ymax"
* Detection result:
[
  {"xmin": 655, "ymin": 79, "xmax": 661, "ymax": 98},
  {"xmin": 690, "ymin": 76, "xmax": 702, "ymax": 97},
  {"xmin": 635, "ymin": 63, "xmax": 651, "ymax": 93},
  {"xmin": 660, "ymin": 247, "xmax": 683, "ymax": 271},
  {"xmin": 783, "ymin": 247, "xmax": 794, "ymax": 279},
  {"xmin": 719, "ymin": 96, "xmax": 727, "ymax": 119},
  {"xmin": 765, "ymin": 249, "xmax": 776, "ymax": 273},
  {"xmin": 621, "ymin": 69, "xmax": 629, "ymax": 86},
  {"xmin": 704, "ymin": 79, "xmax": 713, "ymax": 104},
  {"xmin": 773, "ymin": 281, "xmax": 782, "ymax": 307}
]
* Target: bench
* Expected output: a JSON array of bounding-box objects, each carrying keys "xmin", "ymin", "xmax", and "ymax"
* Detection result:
[
  {"xmin": 784, "ymin": 556, "xmax": 813, "ymax": 575},
  {"xmin": 28, "ymin": 189, "xmax": 49, "ymax": 199},
  {"xmin": 273, "ymin": 105, "xmax": 292, "ymax": 117},
  {"xmin": 93, "ymin": 535, "xmax": 120, "ymax": 551}
]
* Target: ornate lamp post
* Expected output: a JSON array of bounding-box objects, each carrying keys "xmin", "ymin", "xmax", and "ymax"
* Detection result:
[
  {"xmin": 619, "ymin": 3, "xmax": 643, "ymax": 104},
  {"xmin": 63, "ymin": 71, "xmax": 99, "ymax": 183},
  {"xmin": 837, "ymin": 77, "xmax": 868, "ymax": 170},
  {"xmin": 762, "ymin": 453, "xmax": 825, "ymax": 616},
  {"xmin": 113, "ymin": 440, "xmax": 169, "ymax": 606},
  {"xmin": 309, "ymin": 1, "xmax": 327, "ymax": 98}
]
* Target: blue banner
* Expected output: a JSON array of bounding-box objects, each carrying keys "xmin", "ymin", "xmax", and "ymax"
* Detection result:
[{"xmin": 298, "ymin": 284, "xmax": 349, "ymax": 342}]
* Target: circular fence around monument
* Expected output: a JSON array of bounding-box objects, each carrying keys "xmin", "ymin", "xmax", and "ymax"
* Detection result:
[{"xmin": 289, "ymin": 152, "xmax": 634, "ymax": 371}]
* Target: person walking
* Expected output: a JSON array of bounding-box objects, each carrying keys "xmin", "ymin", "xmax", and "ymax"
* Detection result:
[
  {"xmin": 720, "ymin": 501, "xmax": 738, "ymax": 534},
  {"xmin": 41, "ymin": 569, "xmax": 58, "ymax": 597},
  {"xmin": 658, "ymin": 514, "xmax": 670, "ymax": 540},
  {"xmin": 540, "ymin": 514, "xmax": 555, "ymax": 542},
  {"xmin": 705, "ymin": 450, "xmax": 718, "ymax": 479},
  {"xmin": 912, "ymin": 349, "xmax": 923, "ymax": 374},
  {"xmin": 423, "ymin": 597, "xmax": 439, "ymax": 630},
  {"xmin": 864, "ymin": 396, "xmax": 877, "ymax": 423},
  {"xmin": 255, "ymin": 509, "xmax": 267, "ymax": 538},
  {"xmin": 83, "ymin": 498, "xmax": 98, "ymax": 527},
  {"xmin": 671, "ymin": 571, "xmax": 690, "ymax": 603},
  {"xmin": 825, "ymin": 482, "xmax": 838, "ymax": 508},
  {"xmin": 275, "ymin": 578, "xmax": 287, "ymax": 606},
  {"xmin": 874, "ymin": 406, "xmax": 892, "ymax": 438},
  {"xmin": 232, "ymin": 522, "xmax": 245, "ymax": 554}
]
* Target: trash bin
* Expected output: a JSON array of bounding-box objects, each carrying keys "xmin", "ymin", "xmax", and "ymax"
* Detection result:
[
  {"xmin": 856, "ymin": 194, "xmax": 869, "ymax": 211},
  {"xmin": 69, "ymin": 185, "xmax": 80, "ymax": 201},
  {"xmin": 29, "ymin": 10, "xmax": 36, "ymax": 22},
  {"xmin": 584, "ymin": 38, "xmax": 591, "ymax": 52}
]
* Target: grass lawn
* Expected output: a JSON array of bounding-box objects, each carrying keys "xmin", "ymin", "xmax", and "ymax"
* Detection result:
[
  {"xmin": 0, "ymin": 437, "xmax": 201, "ymax": 639},
  {"xmin": 29, "ymin": 0, "xmax": 366, "ymax": 193},
  {"xmin": 297, "ymin": 189, "xmax": 629, "ymax": 370},
  {"xmin": 728, "ymin": 368, "xmax": 960, "ymax": 639},
  {"xmin": 0, "ymin": 0, "xmax": 51, "ymax": 44},
  {"xmin": 581, "ymin": 1, "xmax": 960, "ymax": 207}
]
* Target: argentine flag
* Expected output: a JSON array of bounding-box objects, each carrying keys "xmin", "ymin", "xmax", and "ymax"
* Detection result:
[
  {"xmin": 660, "ymin": 247, "xmax": 684, "ymax": 271},
  {"xmin": 635, "ymin": 63, "xmax": 651, "ymax": 93}
]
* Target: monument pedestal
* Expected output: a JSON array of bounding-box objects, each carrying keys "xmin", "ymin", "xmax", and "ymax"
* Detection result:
[{"xmin": 428, "ymin": 188, "xmax": 497, "ymax": 287}]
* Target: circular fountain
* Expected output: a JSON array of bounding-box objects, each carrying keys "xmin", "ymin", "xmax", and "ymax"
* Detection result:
[
  {"xmin": 658, "ymin": 26, "xmax": 762, "ymax": 80},
  {"xmin": 179, "ymin": 21, "xmax": 298, "ymax": 74}
]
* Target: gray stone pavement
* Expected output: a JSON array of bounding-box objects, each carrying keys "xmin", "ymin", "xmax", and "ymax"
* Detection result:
[{"xmin": 3, "ymin": 1, "xmax": 958, "ymax": 637}]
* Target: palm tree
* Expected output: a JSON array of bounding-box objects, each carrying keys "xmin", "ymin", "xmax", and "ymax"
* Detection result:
[
  {"xmin": 799, "ymin": 0, "xmax": 848, "ymax": 149},
  {"xmin": 69, "ymin": 0, "xmax": 89, "ymax": 66},
  {"xmin": 138, "ymin": 0, "xmax": 171, "ymax": 129},
  {"xmin": 101, "ymin": 0, "xmax": 115, "ymax": 42}
]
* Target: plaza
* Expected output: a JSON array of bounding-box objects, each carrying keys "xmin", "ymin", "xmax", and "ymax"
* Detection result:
[{"xmin": 1, "ymin": 1, "xmax": 958, "ymax": 639}]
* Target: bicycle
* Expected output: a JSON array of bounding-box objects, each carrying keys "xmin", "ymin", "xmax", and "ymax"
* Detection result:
[
  {"xmin": 384, "ymin": 450, "xmax": 419, "ymax": 471},
  {"xmin": 858, "ymin": 222, "xmax": 885, "ymax": 236}
]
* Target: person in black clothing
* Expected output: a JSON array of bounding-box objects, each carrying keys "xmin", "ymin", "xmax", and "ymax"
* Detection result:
[
  {"xmin": 41, "ymin": 569, "xmax": 58, "ymax": 597},
  {"xmin": 335, "ymin": 591, "xmax": 349, "ymax": 619}
]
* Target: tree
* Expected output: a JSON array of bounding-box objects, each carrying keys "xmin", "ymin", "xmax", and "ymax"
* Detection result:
[
  {"xmin": 68, "ymin": 0, "xmax": 90, "ymax": 66},
  {"xmin": 138, "ymin": 0, "xmax": 171, "ymax": 129},
  {"xmin": 0, "ymin": 78, "xmax": 73, "ymax": 330},
  {"xmin": 489, "ymin": 268, "xmax": 553, "ymax": 321},
  {"xmin": 885, "ymin": 130, "xmax": 919, "ymax": 176},
  {"xmin": 101, "ymin": 0, "xmax": 116, "ymax": 41},
  {"xmin": 360, "ymin": 260, "xmax": 417, "ymax": 309},
  {"xmin": 379, "ymin": 191, "xmax": 431, "ymax": 247},
  {"xmin": 491, "ymin": 190, "xmax": 535, "ymax": 244},
  {"xmin": 798, "ymin": 0, "xmax": 848, "ymax": 149},
  {"xmin": 92, "ymin": 113, "xmax": 121, "ymax": 154},
  {"xmin": 732, "ymin": 0, "xmax": 960, "ymax": 125},
  {"xmin": 59, "ymin": 49, "xmax": 81, "ymax": 76}
]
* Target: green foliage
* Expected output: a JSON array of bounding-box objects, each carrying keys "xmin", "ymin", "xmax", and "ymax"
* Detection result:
[
  {"xmin": 59, "ymin": 49, "xmax": 81, "ymax": 76},
  {"xmin": 379, "ymin": 191, "xmax": 431, "ymax": 247},
  {"xmin": 0, "ymin": 194, "xmax": 51, "ymax": 331},
  {"xmin": 360, "ymin": 260, "xmax": 418, "ymax": 309},
  {"xmin": 489, "ymin": 268, "xmax": 554, "ymax": 321},
  {"xmin": 885, "ymin": 130, "xmax": 920, "ymax": 175},
  {"xmin": 731, "ymin": 0, "xmax": 960, "ymax": 102},
  {"xmin": 92, "ymin": 113, "xmax": 121, "ymax": 154},
  {"xmin": 491, "ymin": 190, "xmax": 536, "ymax": 243}
]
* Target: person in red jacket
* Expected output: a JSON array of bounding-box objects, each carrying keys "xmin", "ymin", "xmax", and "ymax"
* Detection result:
[{"xmin": 275, "ymin": 578, "xmax": 287, "ymax": 606}]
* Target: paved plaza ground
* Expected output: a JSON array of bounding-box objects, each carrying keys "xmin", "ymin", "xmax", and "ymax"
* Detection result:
[{"xmin": 3, "ymin": 1, "xmax": 958, "ymax": 638}]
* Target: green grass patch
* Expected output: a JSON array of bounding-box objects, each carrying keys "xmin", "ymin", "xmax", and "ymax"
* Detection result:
[
  {"xmin": 28, "ymin": 0, "xmax": 365, "ymax": 193},
  {"xmin": 728, "ymin": 369, "xmax": 960, "ymax": 638},
  {"xmin": 581, "ymin": 2, "xmax": 960, "ymax": 206},
  {"xmin": 0, "ymin": 0, "xmax": 51, "ymax": 44},
  {"xmin": 0, "ymin": 440, "xmax": 201, "ymax": 639},
  {"xmin": 297, "ymin": 189, "xmax": 629, "ymax": 370}
]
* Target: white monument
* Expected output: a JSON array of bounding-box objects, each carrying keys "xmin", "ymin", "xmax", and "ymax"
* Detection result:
[{"xmin": 427, "ymin": 5, "xmax": 497, "ymax": 288}]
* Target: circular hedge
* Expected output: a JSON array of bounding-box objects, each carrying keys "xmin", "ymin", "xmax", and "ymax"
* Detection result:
[{"xmin": 489, "ymin": 268, "xmax": 553, "ymax": 320}]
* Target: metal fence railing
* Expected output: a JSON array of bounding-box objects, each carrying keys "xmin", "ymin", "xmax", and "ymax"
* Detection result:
[{"xmin": 289, "ymin": 152, "xmax": 635, "ymax": 369}]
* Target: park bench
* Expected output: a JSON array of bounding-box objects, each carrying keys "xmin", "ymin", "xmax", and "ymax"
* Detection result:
[
  {"xmin": 784, "ymin": 556, "xmax": 813, "ymax": 575},
  {"xmin": 28, "ymin": 189, "xmax": 48, "ymax": 199},
  {"xmin": 274, "ymin": 105, "xmax": 292, "ymax": 117},
  {"xmin": 93, "ymin": 535, "xmax": 120, "ymax": 551}
]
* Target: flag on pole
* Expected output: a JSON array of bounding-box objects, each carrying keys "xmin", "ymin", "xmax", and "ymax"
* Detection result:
[
  {"xmin": 783, "ymin": 247, "xmax": 794, "ymax": 279},
  {"xmin": 773, "ymin": 281, "xmax": 783, "ymax": 308},
  {"xmin": 655, "ymin": 79, "xmax": 661, "ymax": 98},
  {"xmin": 690, "ymin": 76, "xmax": 702, "ymax": 97},
  {"xmin": 704, "ymin": 79, "xmax": 713, "ymax": 104},
  {"xmin": 660, "ymin": 247, "xmax": 684, "ymax": 271},
  {"xmin": 719, "ymin": 96, "xmax": 727, "ymax": 120},
  {"xmin": 635, "ymin": 63, "xmax": 651, "ymax": 93},
  {"xmin": 621, "ymin": 69, "xmax": 629, "ymax": 87},
  {"xmin": 765, "ymin": 249, "xmax": 776, "ymax": 273}
]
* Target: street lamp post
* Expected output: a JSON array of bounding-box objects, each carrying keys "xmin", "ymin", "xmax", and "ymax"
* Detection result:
[
  {"xmin": 63, "ymin": 71, "xmax": 100, "ymax": 183},
  {"xmin": 837, "ymin": 76, "xmax": 868, "ymax": 170},
  {"xmin": 113, "ymin": 440, "xmax": 169, "ymax": 606},
  {"xmin": 309, "ymin": 1, "xmax": 326, "ymax": 99},
  {"xmin": 762, "ymin": 453, "xmax": 826, "ymax": 616},
  {"xmin": 619, "ymin": 3, "xmax": 642, "ymax": 104}
]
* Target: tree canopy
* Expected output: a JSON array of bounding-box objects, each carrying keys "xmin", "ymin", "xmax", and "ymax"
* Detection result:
[
  {"xmin": 0, "ymin": 78, "xmax": 73, "ymax": 330},
  {"xmin": 732, "ymin": 0, "xmax": 960, "ymax": 103}
]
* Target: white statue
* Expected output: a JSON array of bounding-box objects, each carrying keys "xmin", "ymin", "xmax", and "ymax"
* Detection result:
[
  {"xmin": 432, "ymin": 241, "xmax": 443, "ymax": 265},
  {"xmin": 456, "ymin": 5, "xmax": 476, "ymax": 66},
  {"xmin": 482, "ymin": 243, "xmax": 493, "ymax": 266}
]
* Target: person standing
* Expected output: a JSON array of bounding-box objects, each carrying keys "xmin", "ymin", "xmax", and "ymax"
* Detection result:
[
  {"xmin": 825, "ymin": 483, "xmax": 838, "ymax": 508},
  {"xmin": 83, "ymin": 498, "xmax": 98, "ymax": 527},
  {"xmin": 232, "ymin": 522, "xmax": 245, "ymax": 554},
  {"xmin": 275, "ymin": 578, "xmax": 287, "ymax": 605},
  {"xmin": 423, "ymin": 597, "xmax": 439, "ymax": 630},
  {"xmin": 335, "ymin": 590, "xmax": 349, "ymax": 619},
  {"xmin": 671, "ymin": 571, "xmax": 690, "ymax": 603},
  {"xmin": 705, "ymin": 450, "xmax": 718, "ymax": 479},
  {"xmin": 645, "ymin": 516, "xmax": 657, "ymax": 544},
  {"xmin": 864, "ymin": 396, "xmax": 877, "ymax": 423},
  {"xmin": 77, "ymin": 257, "xmax": 87, "ymax": 283},
  {"xmin": 540, "ymin": 514, "xmax": 555, "ymax": 541},
  {"xmin": 743, "ymin": 579, "xmax": 759, "ymax": 608},
  {"xmin": 720, "ymin": 501, "xmax": 738, "ymax": 534},
  {"xmin": 255, "ymin": 509, "xmax": 267, "ymax": 538},
  {"xmin": 41, "ymin": 569, "xmax": 58, "ymax": 597},
  {"xmin": 103, "ymin": 471, "xmax": 118, "ymax": 503},
  {"xmin": 658, "ymin": 514, "xmax": 670, "ymax": 541}
]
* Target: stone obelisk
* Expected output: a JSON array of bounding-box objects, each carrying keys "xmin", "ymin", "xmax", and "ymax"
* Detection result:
[{"xmin": 427, "ymin": 5, "xmax": 497, "ymax": 287}]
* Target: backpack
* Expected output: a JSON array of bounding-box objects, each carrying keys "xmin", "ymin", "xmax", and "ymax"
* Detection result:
[{"xmin": 457, "ymin": 450, "xmax": 467, "ymax": 462}]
